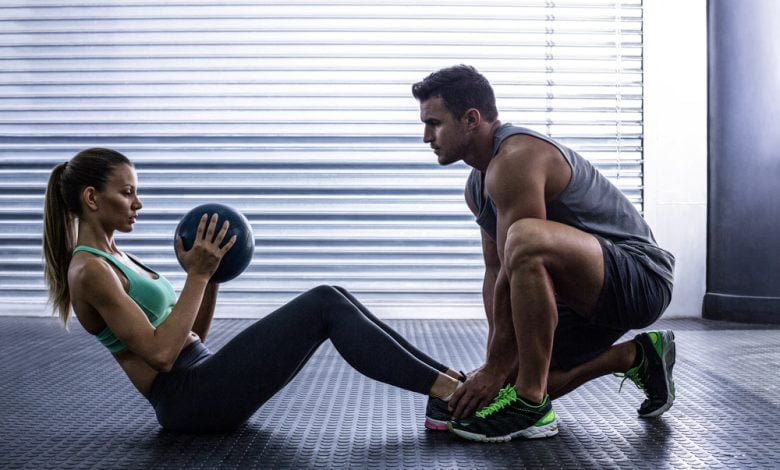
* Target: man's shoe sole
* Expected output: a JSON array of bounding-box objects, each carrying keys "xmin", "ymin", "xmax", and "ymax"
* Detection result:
[
  {"xmin": 639, "ymin": 330, "xmax": 676, "ymax": 418},
  {"xmin": 447, "ymin": 420, "xmax": 559, "ymax": 443}
]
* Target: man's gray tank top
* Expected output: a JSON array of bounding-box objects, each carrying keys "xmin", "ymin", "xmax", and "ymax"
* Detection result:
[{"xmin": 467, "ymin": 124, "xmax": 674, "ymax": 283}]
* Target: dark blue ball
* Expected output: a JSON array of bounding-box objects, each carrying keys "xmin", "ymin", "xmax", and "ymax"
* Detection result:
[{"xmin": 174, "ymin": 203, "xmax": 254, "ymax": 283}]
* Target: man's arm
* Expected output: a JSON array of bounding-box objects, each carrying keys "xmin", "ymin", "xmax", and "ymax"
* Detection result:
[
  {"xmin": 463, "ymin": 185, "xmax": 498, "ymax": 339},
  {"xmin": 449, "ymin": 185, "xmax": 521, "ymax": 419},
  {"xmin": 481, "ymin": 232, "xmax": 518, "ymax": 374},
  {"xmin": 449, "ymin": 235, "xmax": 519, "ymax": 419},
  {"xmin": 481, "ymin": 230, "xmax": 498, "ymax": 353},
  {"xmin": 463, "ymin": 185, "xmax": 505, "ymax": 355},
  {"xmin": 485, "ymin": 268, "xmax": 519, "ymax": 373},
  {"xmin": 488, "ymin": 145, "xmax": 549, "ymax": 264}
]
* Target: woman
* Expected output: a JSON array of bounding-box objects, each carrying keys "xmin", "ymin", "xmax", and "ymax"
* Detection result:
[{"xmin": 42, "ymin": 148, "xmax": 462, "ymax": 433}]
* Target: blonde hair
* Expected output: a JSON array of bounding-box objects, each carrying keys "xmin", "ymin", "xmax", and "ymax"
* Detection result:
[{"xmin": 41, "ymin": 148, "xmax": 132, "ymax": 326}]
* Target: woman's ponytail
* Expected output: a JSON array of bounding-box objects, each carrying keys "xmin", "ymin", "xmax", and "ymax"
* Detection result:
[{"xmin": 42, "ymin": 162, "xmax": 76, "ymax": 327}]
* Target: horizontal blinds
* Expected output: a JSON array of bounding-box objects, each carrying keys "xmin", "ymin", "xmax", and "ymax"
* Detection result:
[{"xmin": 0, "ymin": 0, "xmax": 643, "ymax": 316}]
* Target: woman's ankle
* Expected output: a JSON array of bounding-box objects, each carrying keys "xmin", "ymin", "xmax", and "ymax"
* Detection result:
[
  {"xmin": 430, "ymin": 373, "xmax": 459, "ymax": 399},
  {"xmin": 445, "ymin": 369, "xmax": 462, "ymax": 380}
]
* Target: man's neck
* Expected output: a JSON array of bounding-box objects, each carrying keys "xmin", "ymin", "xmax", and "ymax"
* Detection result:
[{"xmin": 464, "ymin": 120, "xmax": 502, "ymax": 172}]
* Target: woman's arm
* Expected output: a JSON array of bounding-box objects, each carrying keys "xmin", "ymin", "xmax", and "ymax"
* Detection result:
[
  {"xmin": 74, "ymin": 214, "xmax": 234, "ymax": 372},
  {"xmin": 192, "ymin": 283, "xmax": 218, "ymax": 342},
  {"xmin": 75, "ymin": 259, "xmax": 210, "ymax": 372}
]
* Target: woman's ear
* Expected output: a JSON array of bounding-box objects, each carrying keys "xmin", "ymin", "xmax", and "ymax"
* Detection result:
[{"xmin": 82, "ymin": 186, "xmax": 99, "ymax": 212}]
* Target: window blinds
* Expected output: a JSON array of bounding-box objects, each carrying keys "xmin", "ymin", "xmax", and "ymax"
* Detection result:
[{"xmin": 0, "ymin": 0, "xmax": 643, "ymax": 317}]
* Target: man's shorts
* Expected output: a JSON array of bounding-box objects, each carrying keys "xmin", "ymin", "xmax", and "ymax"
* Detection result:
[{"xmin": 551, "ymin": 235, "xmax": 673, "ymax": 371}]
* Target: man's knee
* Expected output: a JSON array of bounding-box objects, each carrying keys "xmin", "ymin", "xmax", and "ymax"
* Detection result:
[{"xmin": 504, "ymin": 218, "xmax": 554, "ymax": 274}]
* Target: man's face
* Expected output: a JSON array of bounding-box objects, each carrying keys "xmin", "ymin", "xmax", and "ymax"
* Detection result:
[{"xmin": 419, "ymin": 96, "xmax": 470, "ymax": 166}]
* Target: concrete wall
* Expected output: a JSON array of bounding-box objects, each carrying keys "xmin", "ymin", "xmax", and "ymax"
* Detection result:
[{"xmin": 704, "ymin": 0, "xmax": 780, "ymax": 323}]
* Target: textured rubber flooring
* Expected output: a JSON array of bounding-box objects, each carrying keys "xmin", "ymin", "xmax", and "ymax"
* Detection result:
[{"xmin": 1, "ymin": 316, "xmax": 779, "ymax": 469}]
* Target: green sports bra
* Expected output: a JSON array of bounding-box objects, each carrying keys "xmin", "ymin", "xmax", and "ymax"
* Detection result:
[{"xmin": 73, "ymin": 246, "xmax": 176, "ymax": 353}]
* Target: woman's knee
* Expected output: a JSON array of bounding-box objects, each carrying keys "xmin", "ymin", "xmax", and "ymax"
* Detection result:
[
  {"xmin": 331, "ymin": 285, "xmax": 349, "ymax": 296},
  {"xmin": 307, "ymin": 284, "xmax": 341, "ymax": 300},
  {"xmin": 307, "ymin": 284, "xmax": 353, "ymax": 301},
  {"xmin": 305, "ymin": 285, "xmax": 355, "ymax": 317}
]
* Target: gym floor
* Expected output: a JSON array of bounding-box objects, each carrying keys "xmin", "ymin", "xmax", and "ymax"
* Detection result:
[{"xmin": 1, "ymin": 316, "xmax": 778, "ymax": 469}]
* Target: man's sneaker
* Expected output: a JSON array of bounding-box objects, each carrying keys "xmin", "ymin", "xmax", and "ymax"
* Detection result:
[
  {"xmin": 616, "ymin": 330, "xmax": 676, "ymax": 418},
  {"xmin": 424, "ymin": 371, "xmax": 467, "ymax": 431},
  {"xmin": 447, "ymin": 385, "xmax": 558, "ymax": 443}
]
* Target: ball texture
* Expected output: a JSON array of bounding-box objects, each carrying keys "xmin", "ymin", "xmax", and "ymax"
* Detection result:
[{"xmin": 174, "ymin": 203, "xmax": 255, "ymax": 283}]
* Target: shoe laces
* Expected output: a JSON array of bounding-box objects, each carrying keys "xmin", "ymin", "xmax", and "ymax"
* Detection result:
[
  {"xmin": 615, "ymin": 355, "xmax": 648, "ymax": 395},
  {"xmin": 476, "ymin": 385, "xmax": 516, "ymax": 418}
]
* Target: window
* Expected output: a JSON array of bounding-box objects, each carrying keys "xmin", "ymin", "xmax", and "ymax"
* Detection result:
[{"xmin": 0, "ymin": 0, "xmax": 643, "ymax": 316}]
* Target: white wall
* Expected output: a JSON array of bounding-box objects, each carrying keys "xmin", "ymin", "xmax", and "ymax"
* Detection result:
[{"xmin": 643, "ymin": 0, "xmax": 708, "ymax": 317}]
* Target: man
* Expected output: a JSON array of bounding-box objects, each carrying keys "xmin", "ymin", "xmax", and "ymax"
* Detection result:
[{"xmin": 414, "ymin": 65, "xmax": 676, "ymax": 443}]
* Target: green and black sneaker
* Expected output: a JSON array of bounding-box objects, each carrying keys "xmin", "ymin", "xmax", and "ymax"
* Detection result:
[
  {"xmin": 616, "ymin": 330, "xmax": 676, "ymax": 418},
  {"xmin": 448, "ymin": 385, "xmax": 558, "ymax": 443}
]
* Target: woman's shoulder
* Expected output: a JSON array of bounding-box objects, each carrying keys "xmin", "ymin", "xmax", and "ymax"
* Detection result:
[
  {"xmin": 67, "ymin": 255, "xmax": 117, "ymax": 334},
  {"xmin": 69, "ymin": 252, "xmax": 127, "ymax": 295},
  {"xmin": 69, "ymin": 250, "xmax": 107, "ymax": 278}
]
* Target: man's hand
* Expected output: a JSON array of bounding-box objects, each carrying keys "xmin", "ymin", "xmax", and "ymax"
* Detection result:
[{"xmin": 449, "ymin": 364, "xmax": 509, "ymax": 420}]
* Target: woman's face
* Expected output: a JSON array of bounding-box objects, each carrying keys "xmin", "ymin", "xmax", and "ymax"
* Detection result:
[{"xmin": 94, "ymin": 164, "xmax": 143, "ymax": 233}]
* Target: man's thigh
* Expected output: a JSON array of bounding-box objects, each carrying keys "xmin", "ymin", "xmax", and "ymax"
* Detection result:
[
  {"xmin": 550, "ymin": 237, "xmax": 673, "ymax": 371},
  {"xmin": 591, "ymin": 236, "xmax": 673, "ymax": 330},
  {"xmin": 506, "ymin": 218, "xmax": 604, "ymax": 318}
]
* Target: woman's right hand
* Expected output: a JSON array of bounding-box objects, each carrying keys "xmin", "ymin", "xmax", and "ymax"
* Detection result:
[{"xmin": 175, "ymin": 213, "xmax": 237, "ymax": 279}]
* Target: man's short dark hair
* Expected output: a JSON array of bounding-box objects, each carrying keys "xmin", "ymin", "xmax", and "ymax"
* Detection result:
[{"xmin": 412, "ymin": 65, "xmax": 498, "ymax": 121}]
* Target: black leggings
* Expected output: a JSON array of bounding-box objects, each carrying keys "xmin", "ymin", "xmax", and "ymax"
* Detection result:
[{"xmin": 148, "ymin": 285, "xmax": 447, "ymax": 433}]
